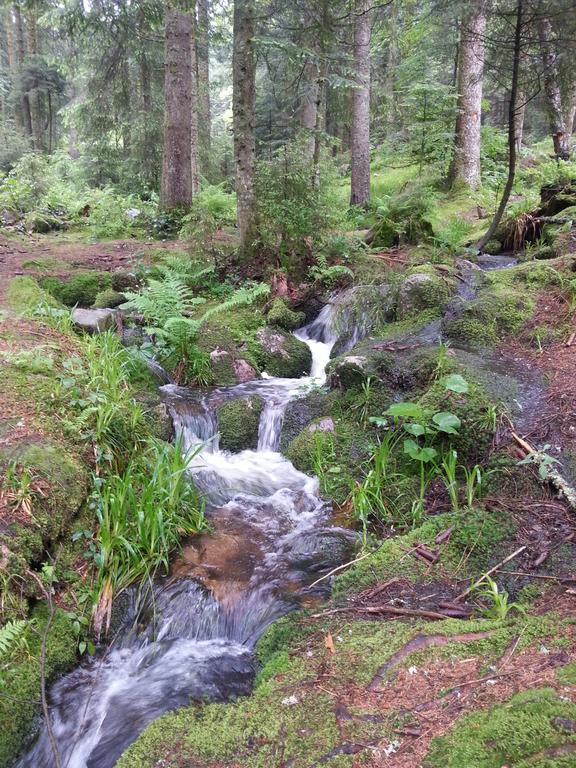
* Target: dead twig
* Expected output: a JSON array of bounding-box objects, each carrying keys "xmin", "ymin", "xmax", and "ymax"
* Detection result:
[
  {"xmin": 455, "ymin": 546, "xmax": 527, "ymax": 602},
  {"xmin": 307, "ymin": 553, "xmax": 372, "ymax": 590}
]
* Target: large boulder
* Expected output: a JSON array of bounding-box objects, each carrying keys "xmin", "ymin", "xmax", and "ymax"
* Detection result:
[
  {"xmin": 396, "ymin": 271, "xmax": 451, "ymax": 319},
  {"xmin": 218, "ymin": 395, "xmax": 264, "ymax": 452},
  {"xmin": 72, "ymin": 308, "xmax": 117, "ymax": 333},
  {"xmin": 327, "ymin": 355, "xmax": 370, "ymax": 389},
  {"xmin": 254, "ymin": 328, "xmax": 312, "ymax": 378}
]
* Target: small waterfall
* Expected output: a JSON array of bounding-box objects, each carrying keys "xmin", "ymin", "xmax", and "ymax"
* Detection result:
[{"xmin": 17, "ymin": 295, "xmax": 357, "ymax": 768}]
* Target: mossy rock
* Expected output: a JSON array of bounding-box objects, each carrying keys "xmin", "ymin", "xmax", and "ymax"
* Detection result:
[
  {"xmin": 266, "ymin": 298, "xmax": 305, "ymax": 331},
  {"xmin": 197, "ymin": 308, "xmax": 264, "ymax": 386},
  {"xmin": 253, "ymin": 328, "xmax": 312, "ymax": 378},
  {"xmin": 483, "ymin": 238, "xmax": 502, "ymax": 255},
  {"xmin": 443, "ymin": 286, "xmax": 534, "ymax": 349},
  {"xmin": 42, "ymin": 271, "xmax": 113, "ymax": 308},
  {"xmin": 280, "ymin": 391, "xmax": 336, "ymax": 451},
  {"xmin": 327, "ymin": 354, "xmax": 370, "ymax": 389},
  {"xmin": 111, "ymin": 271, "xmax": 140, "ymax": 292},
  {"xmin": 285, "ymin": 412, "xmax": 370, "ymax": 503},
  {"xmin": 0, "ymin": 440, "xmax": 88, "ymax": 561},
  {"xmin": 0, "ymin": 605, "xmax": 78, "ymax": 767},
  {"xmin": 218, "ymin": 396, "xmax": 264, "ymax": 452},
  {"xmin": 424, "ymin": 688, "xmax": 576, "ymax": 768},
  {"xmin": 396, "ymin": 271, "xmax": 452, "ymax": 319},
  {"xmin": 92, "ymin": 288, "xmax": 126, "ymax": 309}
]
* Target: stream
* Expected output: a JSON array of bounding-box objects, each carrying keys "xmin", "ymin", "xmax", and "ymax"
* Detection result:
[
  {"xmin": 17, "ymin": 259, "xmax": 551, "ymax": 768},
  {"xmin": 17, "ymin": 299, "xmax": 359, "ymax": 768}
]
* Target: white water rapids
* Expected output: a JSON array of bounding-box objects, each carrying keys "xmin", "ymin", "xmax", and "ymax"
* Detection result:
[{"xmin": 17, "ymin": 296, "xmax": 364, "ymax": 768}]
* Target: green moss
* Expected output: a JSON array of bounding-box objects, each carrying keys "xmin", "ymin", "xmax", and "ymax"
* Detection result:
[
  {"xmin": 424, "ymin": 688, "xmax": 576, "ymax": 768},
  {"xmin": 335, "ymin": 507, "xmax": 514, "ymax": 597},
  {"xmin": 6, "ymin": 276, "xmax": 60, "ymax": 313},
  {"xmin": 286, "ymin": 413, "xmax": 370, "ymax": 503},
  {"xmin": 396, "ymin": 271, "xmax": 452, "ymax": 319},
  {"xmin": 0, "ymin": 440, "xmax": 89, "ymax": 569},
  {"xmin": 266, "ymin": 298, "xmax": 305, "ymax": 331},
  {"xmin": 41, "ymin": 270, "xmax": 113, "ymax": 307},
  {"xmin": 218, "ymin": 396, "xmax": 264, "ymax": 452},
  {"xmin": 92, "ymin": 288, "xmax": 126, "ymax": 309},
  {"xmin": 483, "ymin": 238, "xmax": 502, "ymax": 255},
  {"xmin": 443, "ymin": 285, "xmax": 534, "ymax": 349},
  {"xmin": 117, "ymin": 689, "xmax": 342, "ymax": 768},
  {"xmin": 24, "ymin": 210, "xmax": 65, "ymax": 233},
  {"xmin": 0, "ymin": 605, "xmax": 77, "ymax": 766}
]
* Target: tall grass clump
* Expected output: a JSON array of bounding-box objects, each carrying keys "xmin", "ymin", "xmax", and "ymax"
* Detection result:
[
  {"xmin": 89, "ymin": 438, "xmax": 206, "ymax": 637},
  {"xmin": 60, "ymin": 331, "xmax": 147, "ymax": 468}
]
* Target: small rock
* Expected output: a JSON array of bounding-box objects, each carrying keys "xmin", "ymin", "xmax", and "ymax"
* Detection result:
[
  {"xmin": 281, "ymin": 695, "xmax": 299, "ymax": 706},
  {"xmin": 307, "ymin": 417, "xmax": 335, "ymax": 433},
  {"xmin": 233, "ymin": 358, "xmax": 259, "ymax": 383},
  {"xmin": 72, "ymin": 308, "xmax": 117, "ymax": 333},
  {"xmin": 553, "ymin": 717, "xmax": 576, "ymax": 733}
]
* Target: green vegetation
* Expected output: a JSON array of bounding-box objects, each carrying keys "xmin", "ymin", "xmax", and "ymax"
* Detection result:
[{"xmin": 425, "ymin": 689, "xmax": 576, "ymax": 768}]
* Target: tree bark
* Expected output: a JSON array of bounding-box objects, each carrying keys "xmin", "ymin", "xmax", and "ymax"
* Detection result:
[
  {"xmin": 196, "ymin": 0, "xmax": 211, "ymax": 159},
  {"xmin": 26, "ymin": 8, "xmax": 43, "ymax": 150},
  {"xmin": 190, "ymin": 5, "xmax": 201, "ymax": 195},
  {"xmin": 350, "ymin": 0, "xmax": 371, "ymax": 207},
  {"xmin": 477, "ymin": 0, "xmax": 523, "ymax": 252},
  {"xmin": 13, "ymin": 3, "xmax": 32, "ymax": 138},
  {"xmin": 160, "ymin": 5, "xmax": 193, "ymax": 209},
  {"xmin": 233, "ymin": 0, "xmax": 257, "ymax": 254},
  {"xmin": 563, "ymin": 81, "xmax": 576, "ymax": 144},
  {"xmin": 538, "ymin": 10, "xmax": 570, "ymax": 160},
  {"xmin": 297, "ymin": 56, "xmax": 320, "ymax": 159},
  {"xmin": 448, "ymin": 0, "xmax": 488, "ymax": 190}
]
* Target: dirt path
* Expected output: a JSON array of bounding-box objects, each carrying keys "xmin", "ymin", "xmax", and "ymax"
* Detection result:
[{"xmin": 0, "ymin": 233, "xmax": 185, "ymax": 302}]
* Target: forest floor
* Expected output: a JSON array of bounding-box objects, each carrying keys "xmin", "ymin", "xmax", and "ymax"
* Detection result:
[{"xmin": 3, "ymin": 225, "xmax": 576, "ymax": 767}]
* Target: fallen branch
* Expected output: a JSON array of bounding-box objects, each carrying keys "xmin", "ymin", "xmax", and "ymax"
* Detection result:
[
  {"xmin": 312, "ymin": 605, "xmax": 463, "ymax": 621},
  {"xmin": 455, "ymin": 546, "xmax": 527, "ymax": 602},
  {"xmin": 512, "ymin": 431, "xmax": 576, "ymax": 511},
  {"xmin": 307, "ymin": 553, "xmax": 371, "ymax": 590}
]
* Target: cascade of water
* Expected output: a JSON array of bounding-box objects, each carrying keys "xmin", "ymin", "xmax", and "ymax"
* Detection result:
[{"xmin": 16, "ymin": 295, "xmax": 363, "ymax": 768}]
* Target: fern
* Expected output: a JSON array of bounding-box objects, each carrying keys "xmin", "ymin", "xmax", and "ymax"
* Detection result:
[
  {"xmin": 0, "ymin": 619, "xmax": 31, "ymax": 660},
  {"xmin": 121, "ymin": 276, "xmax": 205, "ymax": 325},
  {"xmin": 155, "ymin": 255, "xmax": 216, "ymax": 287}
]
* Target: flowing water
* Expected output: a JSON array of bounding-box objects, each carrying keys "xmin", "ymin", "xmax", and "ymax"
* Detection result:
[{"xmin": 17, "ymin": 294, "xmax": 365, "ymax": 768}]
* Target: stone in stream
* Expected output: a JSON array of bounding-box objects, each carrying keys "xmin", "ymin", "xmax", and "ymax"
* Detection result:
[
  {"xmin": 233, "ymin": 358, "xmax": 259, "ymax": 383},
  {"xmin": 217, "ymin": 395, "xmax": 264, "ymax": 452},
  {"xmin": 72, "ymin": 307, "xmax": 117, "ymax": 333},
  {"xmin": 255, "ymin": 327, "xmax": 312, "ymax": 377}
]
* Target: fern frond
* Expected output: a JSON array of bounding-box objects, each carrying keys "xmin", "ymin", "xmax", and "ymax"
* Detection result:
[{"xmin": 0, "ymin": 619, "xmax": 30, "ymax": 660}]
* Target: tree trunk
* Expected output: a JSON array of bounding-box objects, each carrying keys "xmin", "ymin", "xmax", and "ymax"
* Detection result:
[
  {"xmin": 196, "ymin": 0, "xmax": 211, "ymax": 159},
  {"xmin": 477, "ymin": 0, "xmax": 523, "ymax": 252},
  {"xmin": 384, "ymin": 0, "xmax": 399, "ymax": 138},
  {"xmin": 26, "ymin": 8, "xmax": 43, "ymax": 150},
  {"xmin": 13, "ymin": 3, "xmax": 32, "ymax": 138},
  {"xmin": 233, "ymin": 0, "xmax": 257, "ymax": 253},
  {"xmin": 515, "ymin": 90, "xmax": 526, "ymax": 155},
  {"xmin": 448, "ymin": 0, "xmax": 488, "ymax": 190},
  {"xmin": 160, "ymin": 6, "xmax": 193, "ymax": 209},
  {"xmin": 298, "ymin": 55, "xmax": 320, "ymax": 159},
  {"xmin": 350, "ymin": 0, "xmax": 371, "ymax": 206},
  {"xmin": 538, "ymin": 11, "xmax": 570, "ymax": 160},
  {"xmin": 190, "ymin": 5, "xmax": 201, "ymax": 195},
  {"xmin": 563, "ymin": 81, "xmax": 576, "ymax": 143}
]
